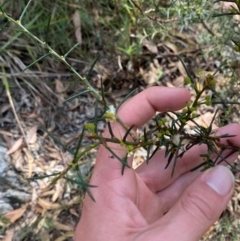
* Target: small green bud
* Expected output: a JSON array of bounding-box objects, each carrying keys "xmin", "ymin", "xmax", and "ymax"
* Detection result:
[
  {"xmin": 203, "ymin": 156, "xmax": 208, "ymax": 161},
  {"xmin": 165, "ymin": 130, "xmax": 170, "ymax": 135},
  {"xmin": 205, "ymin": 95, "xmax": 211, "ymax": 106},
  {"xmin": 162, "ymin": 117, "xmax": 167, "ymax": 123},
  {"xmin": 196, "ymin": 68, "xmax": 203, "ymax": 75},
  {"xmin": 127, "ymin": 145, "xmax": 134, "ymax": 152},
  {"xmin": 104, "ymin": 112, "xmax": 116, "ymax": 122},
  {"xmin": 191, "ymin": 113, "xmax": 198, "ymax": 118},
  {"xmin": 205, "ymin": 74, "xmax": 215, "ymax": 87},
  {"xmin": 181, "ymin": 119, "xmax": 186, "ymax": 124},
  {"xmin": 182, "ymin": 108, "xmax": 187, "ymax": 113},
  {"xmin": 119, "ymin": 141, "xmax": 125, "ymax": 146},
  {"xmin": 104, "ymin": 106, "xmax": 116, "ymax": 122},
  {"xmin": 158, "ymin": 117, "xmax": 167, "ymax": 127},
  {"xmin": 186, "ymin": 102, "xmax": 191, "ymax": 108},
  {"xmin": 184, "ymin": 77, "xmax": 191, "ymax": 85},
  {"xmin": 85, "ymin": 123, "xmax": 95, "ymax": 133},
  {"xmin": 190, "ymin": 106, "xmax": 196, "ymax": 112}
]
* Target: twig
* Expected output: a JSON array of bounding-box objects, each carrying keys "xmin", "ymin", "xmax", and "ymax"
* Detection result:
[
  {"xmin": 130, "ymin": 0, "xmax": 178, "ymax": 23},
  {"xmin": 201, "ymin": 20, "xmax": 215, "ymax": 36},
  {"xmin": 2, "ymin": 67, "xmax": 30, "ymax": 150}
]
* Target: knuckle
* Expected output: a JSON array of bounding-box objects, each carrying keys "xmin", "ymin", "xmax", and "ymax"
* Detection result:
[{"xmin": 181, "ymin": 192, "xmax": 215, "ymax": 222}]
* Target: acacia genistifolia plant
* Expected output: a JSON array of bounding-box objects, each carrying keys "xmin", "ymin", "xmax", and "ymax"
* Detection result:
[{"xmin": 1, "ymin": 0, "xmax": 240, "ymax": 201}]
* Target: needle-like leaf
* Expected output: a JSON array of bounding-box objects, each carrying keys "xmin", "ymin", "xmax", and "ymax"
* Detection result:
[{"xmin": 123, "ymin": 125, "xmax": 135, "ymax": 142}]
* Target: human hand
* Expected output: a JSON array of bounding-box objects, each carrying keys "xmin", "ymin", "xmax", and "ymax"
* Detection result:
[{"xmin": 75, "ymin": 87, "xmax": 240, "ymax": 241}]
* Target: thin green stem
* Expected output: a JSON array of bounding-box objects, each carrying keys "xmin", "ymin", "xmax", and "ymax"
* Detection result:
[
  {"xmin": 1, "ymin": 11, "xmax": 102, "ymax": 100},
  {"xmin": 19, "ymin": 0, "xmax": 33, "ymax": 23}
]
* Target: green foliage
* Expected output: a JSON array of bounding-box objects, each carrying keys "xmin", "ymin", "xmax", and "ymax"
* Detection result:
[{"xmin": 0, "ymin": 0, "xmax": 214, "ymax": 58}]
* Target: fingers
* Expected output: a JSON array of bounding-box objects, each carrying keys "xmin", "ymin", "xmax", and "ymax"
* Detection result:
[
  {"xmin": 136, "ymin": 144, "xmax": 206, "ymax": 193},
  {"xmin": 136, "ymin": 123, "xmax": 240, "ymax": 193},
  {"xmin": 94, "ymin": 87, "xmax": 190, "ymax": 176},
  {"xmin": 216, "ymin": 123, "xmax": 240, "ymax": 146},
  {"xmin": 156, "ymin": 143, "xmax": 237, "ymax": 213},
  {"xmin": 117, "ymin": 87, "xmax": 191, "ymax": 128},
  {"xmin": 164, "ymin": 166, "xmax": 234, "ymax": 240},
  {"xmin": 141, "ymin": 166, "xmax": 235, "ymax": 241}
]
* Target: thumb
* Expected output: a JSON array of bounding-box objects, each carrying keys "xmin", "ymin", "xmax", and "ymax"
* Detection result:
[
  {"xmin": 163, "ymin": 166, "xmax": 235, "ymax": 241},
  {"xmin": 145, "ymin": 166, "xmax": 235, "ymax": 241}
]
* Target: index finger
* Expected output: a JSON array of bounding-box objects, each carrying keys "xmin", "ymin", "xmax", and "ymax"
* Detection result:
[
  {"xmin": 94, "ymin": 87, "xmax": 191, "ymax": 174},
  {"xmin": 117, "ymin": 86, "xmax": 191, "ymax": 128}
]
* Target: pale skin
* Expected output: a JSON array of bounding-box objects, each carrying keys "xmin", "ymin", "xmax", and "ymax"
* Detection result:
[{"xmin": 75, "ymin": 87, "xmax": 240, "ymax": 241}]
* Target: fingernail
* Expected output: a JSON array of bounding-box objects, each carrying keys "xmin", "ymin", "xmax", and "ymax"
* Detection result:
[{"xmin": 204, "ymin": 166, "xmax": 235, "ymax": 196}]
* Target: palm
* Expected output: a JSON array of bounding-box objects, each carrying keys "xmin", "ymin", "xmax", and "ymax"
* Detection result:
[{"xmin": 75, "ymin": 87, "xmax": 240, "ymax": 241}]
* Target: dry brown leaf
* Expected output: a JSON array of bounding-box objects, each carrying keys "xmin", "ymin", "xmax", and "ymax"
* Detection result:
[
  {"xmin": 69, "ymin": 208, "xmax": 79, "ymax": 217},
  {"xmin": 49, "ymin": 160, "xmax": 58, "ymax": 168},
  {"xmin": 54, "ymin": 232, "xmax": 74, "ymax": 241},
  {"xmin": 140, "ymin": 63, "xmax": 161, "ymax": 85},
  {"xmin": 69, "ymin": 102, "xmax": 81, "ymax": 111},
  {"xmin": 24, "ymin": 213, "xmax": 38, "ymax": 227},
  {"xmin": 3, "ymin": 204, "xmax": 27, "ymax": 226},
  {"xmin": 62, "ymin": 152, "xmax": 73, "ymax": 166},
  {"xmin": 52, "ymin": 209, "xmax": 62, "ymax": 221},
  {"xmin": 36, "ymin": 217, "xmax": 45, "ymax": 232},
  {"xmin": 165, "ymin": 81, "xmax": 175, "ymax": 88},
  {"xmin": 44, "ymin": 145, "xmax": 59, "ymax": 152},
  {"xmin": 164, "ymin": 42, "xmax": 178, "ymax": 54},
  {"xmin": 35, "ymin": 161, "xmax": 49, "ymax": 172},
  {"xmin": 11, "ymin": 148, "xmax": 21, "ymax": 161},
  {"xmin": 24, "ymin": 112, "xmax": 39, "ymax": 119},
  {"xmin": 200, "ymin": 112, "xmax": 219, "ymax": 130},
  {"xmin": 39, "ymin": 181, "xmax": 52, "ymax": 192},
  {"xmin": 67, "ymin": 195, "xmax": 81, "ymax": 206},
  {"xmin": 38, "ymin": 198, "xmax": 60, "ymax": 210},
  {"xmin": 43, "ymin": 126, "xmax": 54, "ymax": 139},
  {"xmin": 53, "ymin": 221, "xmax": 74, "ymax": 231},
  {"xmin": 39, "ymin": 231, "xmax": 50, "ymax": 240},
  {"xmin": 3, "ymin": 229, "xmax": 14, "ymax": 241},
  {"xmin": 15, "ymin": 157, "xmax": 25, "ymax": 172},
  {"xmin": 72, "ymin": 10, "xmax": 82, "ymax": 44},
  {"xmin": 37, "ymin": 116, "xmax": 45, "ymax": 126},
  {"xmin": 0, "ymin": 130, "xmax": 13, "ymax": 137},
  {"xmin": 23, "ymin": 148, "xmax": 35, "ymax": 178},
  {"xmin": 173, "ymin": 76, "xmax": 184, "ymax": 87},
  {"xmin": 55, "ymin": 79, "xmax": 65, "ymax": 93},
  {"xmin": 142, "ymin": 39, "xmax": 158, "ymax": 54},
  {"xmin": 186, "ymin": 112, "xmax": 218, "ymax": 130},
  {"xmin": 40, "ymin": 189, "xmax": 55, "ymax": 198},
  {"xmin": 52, "ymin": 180, "xmax": 64, "ymax": 202},
  {"xmin": 26, "ymin": 125, "xmax": 38, "ymax": 144},
  {"xmin": 34, "ymin": 206, "xmax": 44, "ymax": 214},
  {"xmin": 0, "ymin": 103, "xmax": 11, "ymax": 114},
  {"xmin": 133, "ymin": 155, "xmax": 145, "ymax": 169},
  {"xmin": 7, "ymin": 137, "xmax": 23, "ymax": 155},
  {"xmin": 46, "ymin": 152, "xmax": 62, "ymax": 160},
  {"xmin": 176, "ymin": 61, "xmax": 187, "ymax": 77},
  {"xmin": 2, "ymin": 132, "xmax": 12, "ymax": 149},
  {"xmin": 55, "ymin": 79, "xmax": 65, "ymax": 106}
]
